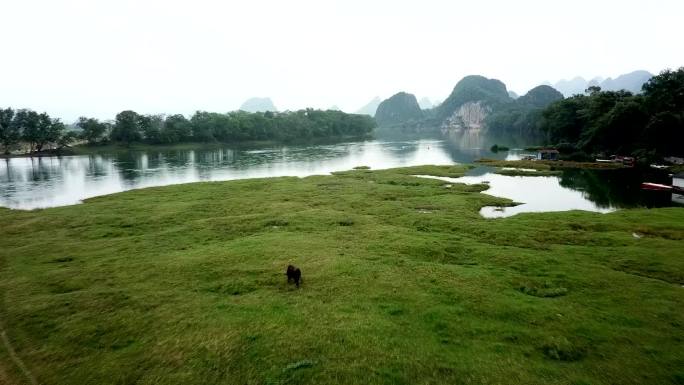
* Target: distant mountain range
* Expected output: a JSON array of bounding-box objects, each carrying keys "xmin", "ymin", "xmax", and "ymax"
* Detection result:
[
  {"xmin": 355, "ymin": 97, "xmax": 382, "ymax": 116},
  {"xmin": 374, "ymin": 70, "xmax": 655, "ymax": 132},
  {"xmin": 375, "ymin": 75, "xmax": 564, "ymax": 137},
  {"xmin": 240, "ymin": 97, "xmax": 277, "ymax": 113},
  {"xmin": 549, "ymin": 70, "xmax": 653, "ymax": 97}
]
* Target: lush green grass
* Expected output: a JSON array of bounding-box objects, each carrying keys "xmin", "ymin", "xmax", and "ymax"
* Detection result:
[{"xmin": 1, "ymin": 165, "xmax": 683, "ymax": 385}]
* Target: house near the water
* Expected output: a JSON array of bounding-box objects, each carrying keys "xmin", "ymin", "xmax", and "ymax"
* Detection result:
[{"xmin": 536, "ymin": 149, "xmax": 559, "ymax": 161}]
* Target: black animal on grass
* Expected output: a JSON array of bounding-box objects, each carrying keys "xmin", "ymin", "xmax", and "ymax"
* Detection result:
[{"xmin": 285, "ymin": 265, "xmax": 302, "ymax": 288}]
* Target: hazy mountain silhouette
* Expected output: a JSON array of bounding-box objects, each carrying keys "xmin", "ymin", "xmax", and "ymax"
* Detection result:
[
  {"xmin": 240, "ymin": 97, "xmax": 277, "ymax": 113},
  {"xmin": 552, "ymin": 70, "xmax": 653, "ymax": 97},
  {"xmin": 553, "ymin": 77, "xmax": 588, "ymax": 97},
  {"xmin": 418, "ymin": 97, "xmax": 435, "ymax": 109},
  {"xmin": 355, "ymin": 97, "xmax": 381, "ymax": 116},
  {"xmin": 600, "ymin": 70, "xmax": 653, "ymax": 93}
]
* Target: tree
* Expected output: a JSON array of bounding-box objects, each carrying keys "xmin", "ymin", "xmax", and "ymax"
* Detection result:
[
  {"xmin": 15, "ymin": 109, "xmax": 40, "ymax": 152},
  {"xmin": 57, "ymin": 130, "xmax": 78, "ymax": 149},
  {"xmin": 539, "ymin": 67, "xmax": 684, "ymax": 157},
  {"xmin": 642, "ymin": 68, "xmax": 684, "ymax": 112},
  {"xmin": 580, "ymin": 97, "xmax": 648, "ymax": 153},
  {"xmin": 111, "ymin": 110, "xmax": 142, "ymax": 144},
  {"xmin": 77, "ymin": 117, "xmax": 108, "ymax": 145},
  {"xmin": 162, "ymin": 114, "xmax": 192, "ymax": 143},
  {"xmin": 34, "ymin": 113, "xmax": 64, "ymax": 152},
  {"xmin": 140, "ymin": 114, "xmax": 163, "ymax": 144},
  {"xmin": 0, "ymin": 108, "xmax": 20, "ymax": 154}
]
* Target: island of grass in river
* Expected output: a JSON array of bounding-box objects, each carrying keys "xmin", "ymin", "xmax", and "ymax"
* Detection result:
[{"xmin": 0, "ymin": 165, "xmax": 683, "ymax": 385}]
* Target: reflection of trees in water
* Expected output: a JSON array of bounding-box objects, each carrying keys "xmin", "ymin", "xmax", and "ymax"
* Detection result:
[
  {"xmin": 198, "ymin": 149, "xmax": 236, "ymax": 165},
  {"xmin": 559, "ymin": 168, "xmax": 675, "ymax": 208},
  {"xmin": 113, "ymin": 151, "xmax": 145, "ymax": 181},
  {"xmin": 28, "ymin": 157, "xmax": 62, "ymax": 182},
  {"xmin": 1, "ymin": 158, "xmax": 12, "ymax": 183},
  {"xmin": 86, "ymin": 155, "xmax": 112, "ymax": 178}
]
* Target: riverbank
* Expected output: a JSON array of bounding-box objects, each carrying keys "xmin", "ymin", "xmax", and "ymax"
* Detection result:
[
  {"xmin": 1, "ymin": 165, "xmax": 683, "ymax": 384},
  {"xmin": 476, "ymin": 158, "xmax": 627, "ymax": 170},
  {"xmin": 1, "ymin": 135, "xmax": 375, "ymax": 159},
  {"xmin": 0, "ymin": 148, "xmax": 73, "ymax": 159}
]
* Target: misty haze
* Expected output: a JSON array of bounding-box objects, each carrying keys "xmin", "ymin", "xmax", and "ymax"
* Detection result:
[{"xmin": 1, "ymin": 1, "xmax": 683, "ymax": 384}]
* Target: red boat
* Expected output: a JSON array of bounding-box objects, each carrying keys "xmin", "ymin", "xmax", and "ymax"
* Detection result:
[
  {"xmin": 641, "ymin": 182, "xmax": 684, "ymax": 194},
  {"xmin": 641, "ymin": 182, "xmax": 672, "ymax": 191}
]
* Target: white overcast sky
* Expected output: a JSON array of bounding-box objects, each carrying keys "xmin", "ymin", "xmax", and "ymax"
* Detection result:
[{"xmin": 1, "ymin": 0, "xmax": 682, "ymax": 121}]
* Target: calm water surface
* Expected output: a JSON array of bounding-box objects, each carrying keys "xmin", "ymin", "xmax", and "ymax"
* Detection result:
[{"xmin": 0, "ymin": 138, "xmax": 680, "ymax": 216}]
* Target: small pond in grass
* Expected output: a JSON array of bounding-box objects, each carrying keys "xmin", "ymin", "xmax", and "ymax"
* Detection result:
[
  {"xmin": 424, "ymin": 166, "xmax": 681, "ymax": 218},
  {"xmin": 1, "ymin": 136, "xmax": 681, "ymax": 215}
]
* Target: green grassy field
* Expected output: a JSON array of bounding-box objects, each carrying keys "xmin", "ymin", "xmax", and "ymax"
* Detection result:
[{"xmin": 0, "ymin": 165, "xmax": 683, "ymax": 385}]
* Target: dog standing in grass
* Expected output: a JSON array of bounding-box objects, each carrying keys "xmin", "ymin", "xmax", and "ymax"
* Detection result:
[{"xmin": 286, "ymin": 265, "xmax": 302, "ymax": 288}]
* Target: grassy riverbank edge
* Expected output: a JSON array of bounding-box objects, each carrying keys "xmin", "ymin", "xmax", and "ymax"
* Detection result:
[{"xmin": 476, "ymin": 158, "xmax": 627, "ymax": 171}]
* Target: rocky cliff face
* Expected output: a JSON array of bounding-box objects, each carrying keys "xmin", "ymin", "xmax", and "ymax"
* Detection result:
[
  {"xmin": 436, "ymin": 75, "xmax": 512, "ymax": 134},
  {"xmin": 440, "ymin": 101, "xmax": 490, "ymax": 132},
  {"xmin": 436, "ymin": 75, "xmax": 511, "ymax": 122},
  {"xmin": 375, "ymin": 92, "xmax": 423, "ymax": 127}
]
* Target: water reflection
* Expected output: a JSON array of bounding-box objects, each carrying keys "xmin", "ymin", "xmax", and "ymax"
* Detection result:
[
  {"xmin": 558, "ymin": 168, "xmax": 677, "ymax": 208},
  {"xmin": 446, "ymin": 172, "xmax": 616, "ymax": 218},
  {"xmin": 1, "ymin": 140, "xmax": 681, "ymax": 214},
  {"xmin": 422, "ymin": 165, "xmax": 681, "ymax": 218},
  {"xmin": 1, "ymin": 140, "xmax": 459, "ymax": 209}
]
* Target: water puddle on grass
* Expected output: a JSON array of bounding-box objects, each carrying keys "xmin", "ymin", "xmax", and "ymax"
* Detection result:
[{"xmin": 417, "ymin": 171, "xmax": 616, "ymax": 218}]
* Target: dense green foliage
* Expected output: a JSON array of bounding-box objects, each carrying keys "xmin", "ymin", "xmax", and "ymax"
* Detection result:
[
  {"xmin": 0, "ymin": 108, "xmax": 20, "ymax": 153},
  {"xmin": 540, "ymin": 68, "xmax": 684, "ymax": 157},
  {"xmin": 1, "ymin": 165, "xmax": 683, "ymax": 384},
  {"xmin": 374, "ymin": 92, "xmax": 423, "ymax": 127},
  {"xmin": 0, "ymin": 108, "xmax": 67, "ymax": 154},
  {"xmin": 486, "ymin": 85, "xmax": 564, "ymax": 142},
  {"xmin": 104, "ymin": 109, "xmax": 375, "ymax": 145},
  {"xmin": 76, "ymin": 117, "xmax": 110, "ymax": 145},
  {"xmin": 0, "ymin": 108, "xmax": 376, "ymax": 151}
]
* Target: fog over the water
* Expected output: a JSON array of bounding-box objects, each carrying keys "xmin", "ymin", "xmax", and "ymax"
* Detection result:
[{"xmin": 2, "ymin": 0, "xmax": 683, "ymax": 121}]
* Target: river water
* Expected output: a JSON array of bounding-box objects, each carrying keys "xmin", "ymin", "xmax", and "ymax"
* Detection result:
[{"xmin": 0, "ymin": 138, "xmax": 680, "ymax": 216}]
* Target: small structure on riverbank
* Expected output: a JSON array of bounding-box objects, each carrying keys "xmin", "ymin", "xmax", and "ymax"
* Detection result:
[{"xmin": 536, "ymin": 149, "xmax": 559, "ymax": 161}]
